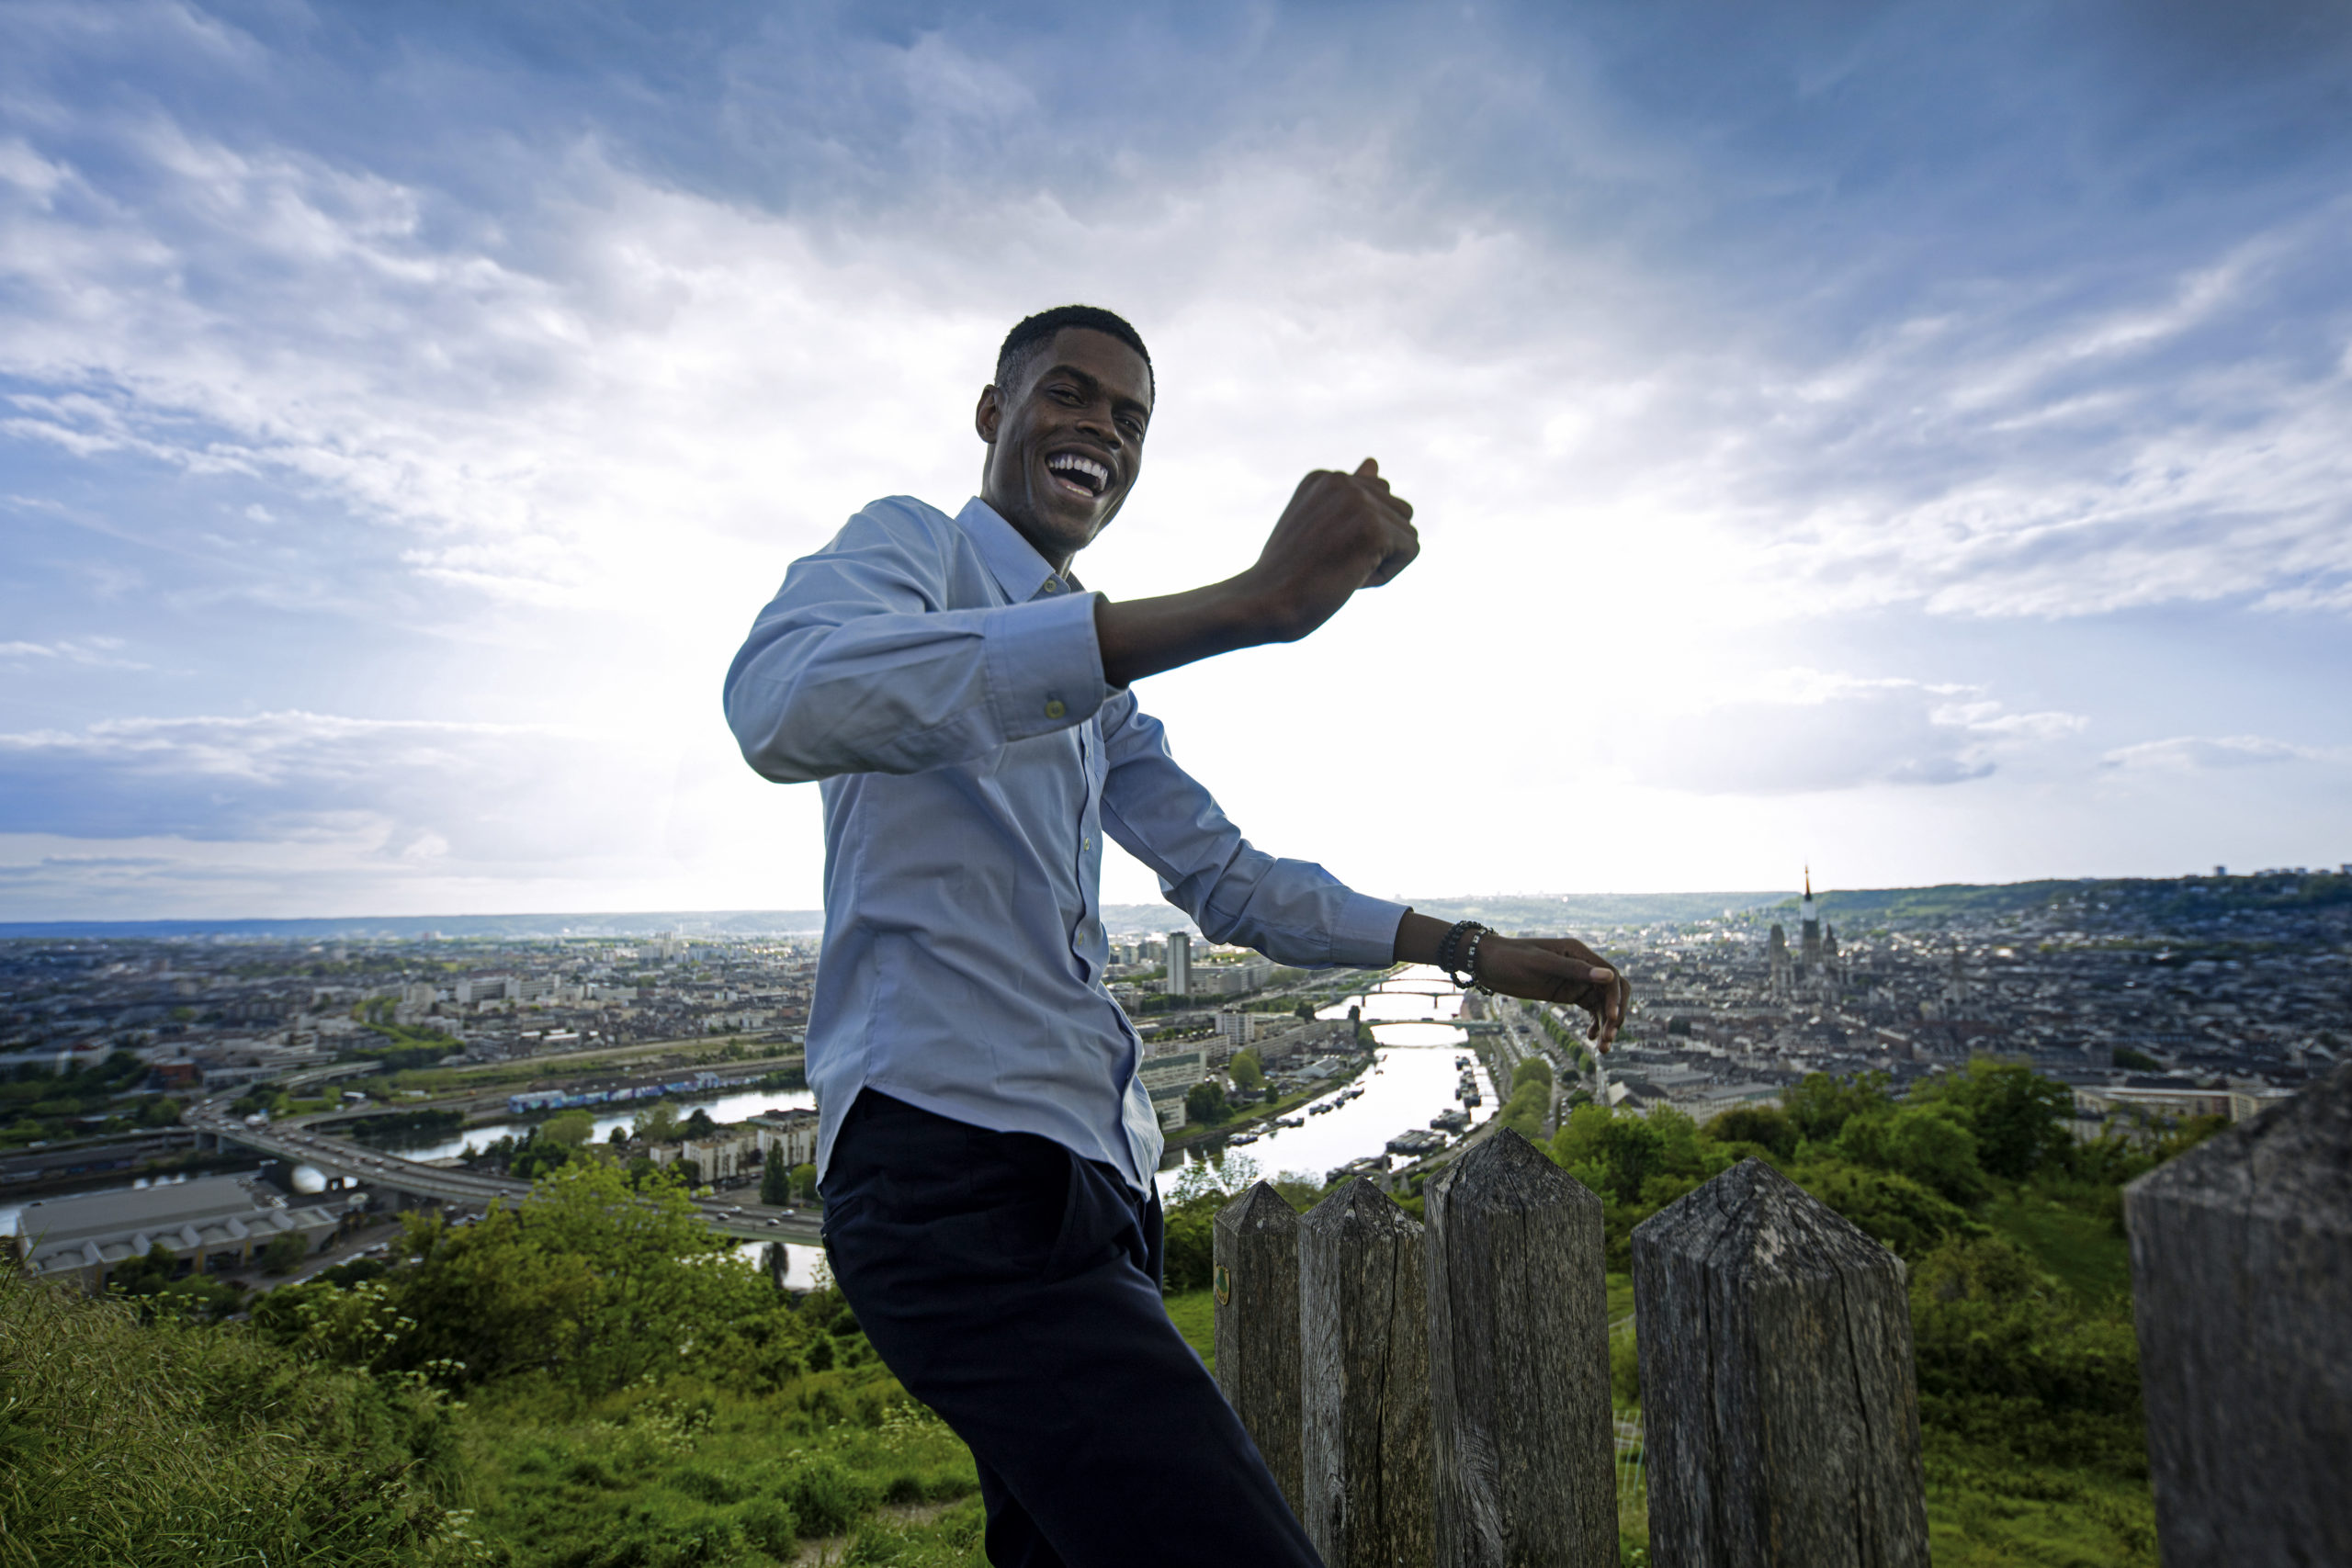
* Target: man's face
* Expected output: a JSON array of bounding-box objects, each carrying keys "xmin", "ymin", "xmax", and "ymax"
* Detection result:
[{"xmin": 977, "ymin": 327, "xmax": 1153, "ymax": 568}]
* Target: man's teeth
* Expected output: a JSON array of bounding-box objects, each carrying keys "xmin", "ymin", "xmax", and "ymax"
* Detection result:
[{"xmin": 1047, "ymin": 454, "xmax": 1109, "ymax": 491}]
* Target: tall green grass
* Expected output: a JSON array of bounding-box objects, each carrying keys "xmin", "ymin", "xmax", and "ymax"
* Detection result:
[{"xmin": 0, "ymin": 1270, "xmax": 478, "ymax": 1568}]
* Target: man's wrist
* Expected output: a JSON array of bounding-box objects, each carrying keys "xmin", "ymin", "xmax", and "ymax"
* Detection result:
[{"xmin": 1393, "ymin": 909, "xmax": 1451, "ymax": 966}]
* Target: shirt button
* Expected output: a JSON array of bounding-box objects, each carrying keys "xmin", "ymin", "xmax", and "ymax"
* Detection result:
[{"xmin": 1045, "ymin": 699, "xmax": 1067, "ymax": 719}]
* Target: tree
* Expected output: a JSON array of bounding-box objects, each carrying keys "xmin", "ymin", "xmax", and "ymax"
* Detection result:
[
  {"xmin": 607, "ymin": 1124, "xmax": 628, "ymax": 1146},
  {"xmin": 346, "ymin": 1159, "xmax": 790, "ymax": 1393},
  {"xmin": 542, "ymin": 1108, "xmax": 596, "ymax": 1147},
  {"xmin": 791, "ymin": 1163, "xmax": 818, "ymax": 1202},
  {"xmin": 1229, "ymin": 1050, "xmax": 1264, "ymax": 1092},
  {"xmin": 1784, "ymin": 1070, "xmax": 1894, "ymax": 1145},
  {"xmin": 1916, "ymin": 1059, "xmax": 2072, "ymax": 1180},
  {"xmin": 509, "ymin": 1130, "xmax": 574, "ymax": 1181},
  {"xmin": 1185, "ymin": 1080, "xmax": 1229, "ymax": 1125},
  {"xmin": 761, "ymin": 1157, "xmax": 791, "ymax": 1206},
  {"xmin": 684, "ymin": 1106, "xmax": 718, "ymax": 1140},
  {"xmin": 1881, "ymin": 1104, "xmax": 1987, "ymax": 1203},
  {"xmin": 1710, "ymin": 1104, "xmax": 1796, "ymax": 1160},
  {"xmin": 1496, "ymin": 1078, "xmax": 1548, "ymax": 1141},
  {"xmin": 633, "ymin": 1100, "xmax": 682, "ymax": 1143},
  {"xmin": 259, "ymin": 1229, "xmax": 311, "ymax": 1275}
]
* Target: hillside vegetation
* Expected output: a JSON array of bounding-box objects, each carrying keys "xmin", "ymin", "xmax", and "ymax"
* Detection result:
[{"xmin": 4, "ymin": 1060, "xmax": 2215, "ymax": 1565}]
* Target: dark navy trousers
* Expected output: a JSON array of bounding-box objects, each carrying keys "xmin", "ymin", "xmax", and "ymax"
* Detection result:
[{"xmin": 820, "ymin": 1089, "xmax": 1325, "ymax": 1568}]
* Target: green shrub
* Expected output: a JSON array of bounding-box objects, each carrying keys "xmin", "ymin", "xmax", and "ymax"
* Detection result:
[
  {"xmin": 782, "ymin": 1453, "xmax": 884, "ymax": 1536},
  {"xmin": 738, "ymin": 1495, "xmax": 798, "ymax": 1554}
]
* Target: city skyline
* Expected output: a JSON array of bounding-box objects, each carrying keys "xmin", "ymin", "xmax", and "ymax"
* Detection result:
[{"xmin": 5, "ymin": 4, "xmax": 2349, "ymax": 920}]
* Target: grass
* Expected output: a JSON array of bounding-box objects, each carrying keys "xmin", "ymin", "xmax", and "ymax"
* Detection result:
[
  {"xmin": 1987, "ymin": 1193, "xmax": 2134, "ymax": 1305},
  {"xmin": 458, "ymin": 1370, "xmax": 982, "ymax": 1567},
  {"xmin": 1163, "ymin": 1287, "xmax": 1216, "ymax": 1374},
  {"xmin": 0, "ymin": 1270, "xmax": 476, "ymax": 1568}
]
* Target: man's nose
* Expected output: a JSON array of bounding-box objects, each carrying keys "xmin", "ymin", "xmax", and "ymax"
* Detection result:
[{"xmin": 1078, "ymin": 409, "xmax": 1122, "ymax": 452}]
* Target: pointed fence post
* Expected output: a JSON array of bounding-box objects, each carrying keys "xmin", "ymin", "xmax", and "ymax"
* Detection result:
[
  {"xmin": 1215, "ymin": 1181, "xmax": 1306, "ymax": 1517},
  {"xmin": 2124, "ymin": 1060, "xmax": 2352, "ymax": 1566},
  {"xmin": 1299, "ymin": 1177, "xmax": 1433, "ymax": 1568},
  {"xmin": 1426, "ymin": 1129, "xmax": 1618, "ymax": 1567},
  {"xmin": 1632, "ymin": 1158, "xmax": 1928, "ymax": 1568}
]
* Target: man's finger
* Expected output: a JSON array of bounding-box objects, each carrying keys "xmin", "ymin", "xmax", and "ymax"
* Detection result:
[{"xmin": 1355, "ymin": 457, "xmax": 1379, "ymax": 479}]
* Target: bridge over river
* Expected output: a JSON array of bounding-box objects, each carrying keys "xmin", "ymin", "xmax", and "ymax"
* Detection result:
[{"xmin": 184, "ymin": 1100, "xmax": 825, "ymax": 1248}]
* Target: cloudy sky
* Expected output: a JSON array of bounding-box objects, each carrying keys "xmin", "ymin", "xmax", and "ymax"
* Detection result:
[{"xmin": 4, "ymin": 0, "xmax": 2349, "ymax": 921}]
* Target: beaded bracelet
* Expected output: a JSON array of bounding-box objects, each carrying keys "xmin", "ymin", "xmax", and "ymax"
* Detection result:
[
  {"xmin": 1440, "ymin": 920, "xmax": 1489, "ymax": 988},
  {"xmin": 1435, "ymin": 919, "xmax": 1480, "ymax": 980},
  {"xmin": 1458, "ymin": 925, "xmax": 1492, "ymax": 995}
]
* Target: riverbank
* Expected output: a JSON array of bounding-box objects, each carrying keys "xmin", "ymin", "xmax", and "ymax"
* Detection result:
[{"xmin": 1158, "ymin": 1053, "xmax": 1378, "ymax": 1162}]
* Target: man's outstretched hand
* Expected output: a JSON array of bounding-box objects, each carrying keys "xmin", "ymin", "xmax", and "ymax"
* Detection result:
[
  {"xmin": 1474, "ymin": 935, "xmax": 1630, "ymax": 1053},
  {"xmin": 1096, "ymin": 458, "xmax": 1418, "ymax": 687},
  {"xmin": 1393, "ymin": 910, "xmax": 1627, "ymax": 1051}
]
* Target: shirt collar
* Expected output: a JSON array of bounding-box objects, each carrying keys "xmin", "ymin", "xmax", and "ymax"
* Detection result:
[{"xmin": 956, "ymin": 496, "xmax": 1080, "ymax": 602}]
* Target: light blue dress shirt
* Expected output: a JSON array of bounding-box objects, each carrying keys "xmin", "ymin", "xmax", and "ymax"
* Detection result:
[{"xmin": 724, "ymin": 495, "xmax": 1408, "ymax": 1192}]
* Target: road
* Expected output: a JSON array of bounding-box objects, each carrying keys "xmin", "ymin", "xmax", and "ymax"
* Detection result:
[{"xmin": 183, "ymin": 1097, "xmax": 827, "ymax": 1248}]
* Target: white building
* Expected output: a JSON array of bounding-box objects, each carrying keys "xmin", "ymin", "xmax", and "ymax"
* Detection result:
[
  {"xmin": 1166, "ymin": 931, "xmax": 1192, "ymax": 998},
  {"xmin": 1138, "ymin": 1046, "xmax": 1206, "ymax": 1132},
  {"xmin": 745, "ymin": 1108, "xmax": 820, "ymax": 1169},
  {"xmin": 1215, "ymin": 1010, "xmax": 1264, "ymax": 1045},
  {"xmin": 16, "ymin": 1177, "xmax": 359, "ymax": 1292}
]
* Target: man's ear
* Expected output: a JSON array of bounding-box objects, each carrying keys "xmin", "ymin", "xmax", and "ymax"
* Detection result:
[{"xmin": 975, "ymin": 384, "xmax": 1002, "ymax": 446}]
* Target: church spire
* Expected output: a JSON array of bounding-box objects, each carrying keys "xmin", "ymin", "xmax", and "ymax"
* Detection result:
[{"xmin": 1804, "ymin": 864, "xmax": 1813, "ymax": 900}]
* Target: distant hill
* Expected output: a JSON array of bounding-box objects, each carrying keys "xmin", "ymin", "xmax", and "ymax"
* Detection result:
[
  {"xmin": 4, "ymin": 872, "xmax": 2338, "ymax": 941},
  {"xmin": 0, "ymin": 896, "xmax": 1792, "ymax": 942}
]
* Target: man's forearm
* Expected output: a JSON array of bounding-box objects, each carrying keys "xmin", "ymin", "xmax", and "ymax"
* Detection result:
[
  {"xmin": 1392, "ymin": 909, "xmax": 1453, "ymax": 966},
  {"xmin": 1094, "ymin": 581, "xmax": 1268, "ymax": 687}
]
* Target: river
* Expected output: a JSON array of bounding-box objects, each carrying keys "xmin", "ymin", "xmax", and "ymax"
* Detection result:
[
  {"xmin": 10, "ymin": 967, "xmax": 1490, "ymax": 1286},
  {"xmin": 365, "ymin": 1084, "xmax": 821, "ymax": 1164},
  {"xmin": 1157, "ymin": 964, "xmax": 1496, "ymax": 1192}
]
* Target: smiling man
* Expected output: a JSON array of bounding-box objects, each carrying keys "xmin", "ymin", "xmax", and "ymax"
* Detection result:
[{"xmin": 724, "ymin": 305, "xmax": 1626, "ymax": 1567}]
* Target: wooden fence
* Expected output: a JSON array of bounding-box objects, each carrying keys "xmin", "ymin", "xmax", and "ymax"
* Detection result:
[{"xmin": 1213, "ymin": 1060, "xmax": 2352, "ymax": 1566}]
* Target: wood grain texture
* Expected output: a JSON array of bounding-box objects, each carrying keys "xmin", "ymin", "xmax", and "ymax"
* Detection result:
[
  {"xmin": 1300, "ymin": 1177, "xmax": 1433, "ymax": 1568},
  {"xmin": 1632, "ymin": 1158, "xmax": 1928, "ymax": 1568},
  {"xmin": 1215, "ymin": 1180, "xmax": 1306, "ymax": 1518},
  {"xmin": 1426, "ymin": 1130, "xmax": 1618, "ymax": 1567},
  {"xmin": 2124, "ymin": 1059, "xmax": 2352, "ymax": 1567}
]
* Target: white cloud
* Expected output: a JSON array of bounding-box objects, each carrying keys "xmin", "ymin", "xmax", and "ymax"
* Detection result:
[
  {"xmin": 0, "ymin": 636, "xmax": 144, "ymax": 668},
  {"xmin": 2101, "ymin": 734, "xmax": 2323, "ymax": 771},
  {"xmin": 1615, "ymin": 671, "xmax": 2086, "ymax": 795}
]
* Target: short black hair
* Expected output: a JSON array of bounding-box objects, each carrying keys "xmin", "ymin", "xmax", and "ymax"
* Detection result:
[{"xmin": 995, "ymin": 305, "xmax": 1153, "ymax": 398}]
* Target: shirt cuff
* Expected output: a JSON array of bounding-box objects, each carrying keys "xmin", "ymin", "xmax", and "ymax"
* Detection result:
[
  {"xmin": 984, "ymin": 589, "xmax": 1113, "ymax": 741},
  {"xmin": 1329, "ymin": 893, "xmax": 1411, "ymax": 968}
]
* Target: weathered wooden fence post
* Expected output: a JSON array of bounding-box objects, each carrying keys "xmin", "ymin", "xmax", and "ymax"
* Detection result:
[
  {"xmin": 1425, "ymin": 1129, "xmax": 1618, "ymax": 1567},
  {"xmin": 1214, "ymin": 1180, "xmax": 1305, "ymax": 1517},
  {"xmin": 1632, "ymin": 1158, "xmax": 1928, "ymax": 1568},
  {"xmin": 2124, "ymin": 1059, "xmax": 2352, "ymax": 1565},
  {"xmin": 1300, "ymin": 1177, "xmax": 1433, "ymax": 1568}
]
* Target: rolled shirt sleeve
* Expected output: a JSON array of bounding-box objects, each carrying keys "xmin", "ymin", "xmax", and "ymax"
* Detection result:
[
  {"xmin": 724, "ymin": 499, "xmax": 1113, "ymax": 783},
  {"xmin": 1098, "ymin": 691, "xmax": 1408, "ymax": 969}
]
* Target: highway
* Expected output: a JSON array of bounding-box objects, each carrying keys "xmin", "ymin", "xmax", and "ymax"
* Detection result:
[{"xmin": 182, "ymin": 1097, "xmax": 827, "ymax": 1249}]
